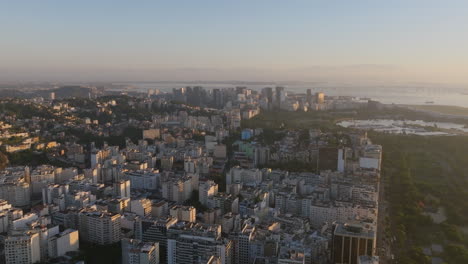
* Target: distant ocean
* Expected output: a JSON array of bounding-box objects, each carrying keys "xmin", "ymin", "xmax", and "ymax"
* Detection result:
[{"xmin": 111, "ymin": 82, "xmax": 468, "ymax": 107}]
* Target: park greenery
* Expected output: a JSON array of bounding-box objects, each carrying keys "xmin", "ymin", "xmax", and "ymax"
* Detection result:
[
  {"xmin": 241, "ymin": 110, "xmax": 341, "ymax": 131},
  {"xmin": 406, "ymin": 104, "xmax": 468, "ymax": 117},
  {"xmin": 370, "ymin": 132, "xmax": 468, "ymax": 263},
  {"xmin": 242, "ymin": 106, "xmax": 468, "ymax": 132}
]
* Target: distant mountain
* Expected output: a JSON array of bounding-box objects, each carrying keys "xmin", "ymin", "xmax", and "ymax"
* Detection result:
[
  {"xmin": 0, "ymin": 86, "xmax": 93, "ymax": 99},
  {"xmin": 0, "ymin": 89, "xmax": 29, "ymax": 98},
  {"xmin": 50, "ymin": 86, "xmax": 92, "ymax": 98}
]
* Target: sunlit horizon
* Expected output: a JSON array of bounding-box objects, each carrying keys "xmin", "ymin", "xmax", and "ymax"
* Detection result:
[{"xmin": 1, "ymin": 1, "xmax": 467, "ymax": 84}]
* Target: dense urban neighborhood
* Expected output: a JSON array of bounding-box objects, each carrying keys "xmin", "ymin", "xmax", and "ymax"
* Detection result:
[
  {"xmin": 3, "ymin": 1, "xmax": 468, "ymax": 263},
  {"xmin": 0, "ymin": 85, "xmax": 386, "ymax": 264}
]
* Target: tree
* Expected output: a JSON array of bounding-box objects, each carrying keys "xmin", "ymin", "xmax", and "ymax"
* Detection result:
[
  {"xmin": 0, "ymin": 152, "xmax": 8, "ymax": 170},
  {"xmin": 445, "ymin": 244, "xmax": 468, "ymax": 263}
]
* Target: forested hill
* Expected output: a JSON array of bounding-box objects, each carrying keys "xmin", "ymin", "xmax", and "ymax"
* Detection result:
[{"xmin": 0, "ymin": 86, "xmax": 93, "ymax": 99}]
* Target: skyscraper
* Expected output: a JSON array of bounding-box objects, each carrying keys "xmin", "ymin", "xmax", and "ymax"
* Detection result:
[
  {"xmin": 315, "ymin": 92, "xmax": 325, "ymax": 104},
  {"xmin": 275, "ymin": 86, "xmax": 285, "ymax": 109},
  {"xmin": 306, "ymin": 89, "xmax": 312, "ymax": 105},
  {"xmin": 213, "ymin": 88, "xmax": 224, "ymax": 108},
  {"xmin": 262, "ymin": 87, "xmax": 274, "ymax": 110}
]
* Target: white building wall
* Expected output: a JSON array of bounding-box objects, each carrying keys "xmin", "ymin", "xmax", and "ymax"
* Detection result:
[
  {"xmin": 56, "ymin": 230, "xmax": 79, "ymax": 257},
  {"xmin": 338, "ymin": 149, "xmax": 345, "ymax": 172},
  {"xmin": 359, "ymin": 157, "xmax": 380, "ymax": 170}
]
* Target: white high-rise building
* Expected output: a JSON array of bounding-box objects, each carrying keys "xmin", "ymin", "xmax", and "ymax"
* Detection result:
[
  {"xmin": 78, "ymin": 209, "xmax": 121, "ymax": 245},
  {"xmin": 125, "ymin": 170, "xmax": 159, "ymax": 190},
  {"xmin": 4, "ymin": 232, "xmax": 41, "ymax": 264},
  {"xmin": 47, "ymin": 229, "xmax": 79, "ymax": 258},
  {"xmin": 167, "ymin": 222, "xmax": 232, "ymax": 264},
  {"xmin": 184, "ymin": 158, "xmax": 197, "ymax": 173},
  {"xmin": 199, "ymin": 180, "xmax": 218, "ymax": 207},
  {"xmin": 161, "ymin": 176, "xmax": 193, "ymax": 204},
  {"xmin": 226, "ymin": 167, "xmax": 262, "ymax": 185},
  {"xmin": 130, "ymin": 199, "xmax": 152, "ymax": 217},
  {"xmin": 134, "ymin": 216, "xmax": 178, "ymax": 263},
  {"xmin": 337, "ymin": 148, "xmax": 346, "ymax": 173},
  {"xmin": 30, "ymin": 165, "xmax": 55, "ymax": 195},
  {"xmin": 114, "ymin": 179, "xmax": 131, "ymax": 198},
  {"xmin": 0, "ymin": 167, "xmax": 31, "ymax": 206},
  {"xmin": 0, "ymin": 179, "xmax": 30, "ymax": 207},
  {"xmin": 169, "ymin": 205, "xmax": 196, "ymax": 222},
  {"xmin": 54, "ymin": 167, "xmax": 78, "ymax": 184},
  {"xmin": 122, "ymin": 238, "xmax": 159, "ymax": 264},
  {"xmin": 42, "ymin": 184, "xmax": 68, "ymax": 210},
  {"xmin": 161, "ymin": 180, "xmax": 183, "ymax": 203}
]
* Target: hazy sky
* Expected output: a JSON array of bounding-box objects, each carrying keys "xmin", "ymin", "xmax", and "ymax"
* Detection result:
[{"xmin": 1, "ymin": 0, "xmax": 467, "ymax": 84}]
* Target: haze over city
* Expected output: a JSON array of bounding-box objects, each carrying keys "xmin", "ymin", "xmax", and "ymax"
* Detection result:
[
  {"xmin": 3, "ymin": 1, "xmax": 468, "ymax": 264},
  {"xmin": 1, "ymin": 0, "xmax": 468, "ymax": 84}
]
